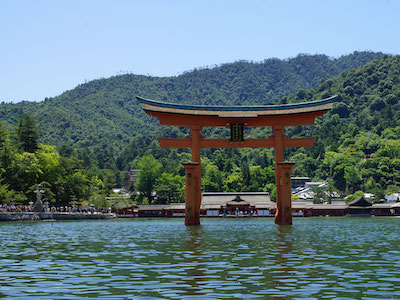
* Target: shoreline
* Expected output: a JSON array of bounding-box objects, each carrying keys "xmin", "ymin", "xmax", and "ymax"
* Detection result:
[
  {"xmin": 2, "ymin": 212, "xmax": 399, "ymax": 222},
  {"xmin": 0, "ymin": 212, "xmax": 116, "ymax": 221}
]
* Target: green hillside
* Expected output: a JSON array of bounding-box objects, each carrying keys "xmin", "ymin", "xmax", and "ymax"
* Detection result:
[
  {"xmin": 0, "ymin": 51, "xmax": 383, "ymax": 151},
  {"xmin": 119, "ymin": 54, "xmax": 400, "ymax": 199},
  {"xmin": 2, "ymin": 50, "xmax": 400, "ymax": 205},
  {"xmin": 285, "ymin": 54, "xmax": 400, "ymax": 196}
]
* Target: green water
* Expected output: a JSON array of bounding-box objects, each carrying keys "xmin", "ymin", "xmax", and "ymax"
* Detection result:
[{"xmin": 0, "ymin": 218, "xmax": 400, "ymax": 299}]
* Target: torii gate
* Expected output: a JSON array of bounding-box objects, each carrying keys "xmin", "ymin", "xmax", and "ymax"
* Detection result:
[{"xmin": 137, "ymin": 95, "xmax": 335, "ymax": 225}]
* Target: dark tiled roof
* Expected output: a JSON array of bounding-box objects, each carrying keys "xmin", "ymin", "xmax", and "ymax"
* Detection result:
[
  {"xmin": 137, "ymin": 95, "xmax": 337, "ymax": 112},
  {"xmin": 348, "ymin": 196, "xmax": 372, "ymax": 207}
]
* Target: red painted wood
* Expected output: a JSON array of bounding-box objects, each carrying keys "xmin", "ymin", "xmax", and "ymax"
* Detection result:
[
  {"xmin": 148, "ymin": 110, "xmax": 328, "ymax": 127},
  {"xmin": 159, "ymin": 137, "xmax": 314, "ymax": 149}
]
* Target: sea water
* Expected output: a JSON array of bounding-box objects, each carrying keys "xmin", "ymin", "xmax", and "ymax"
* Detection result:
[{"xmin": 0, "ymin": 217, "xmax": 399, "ymax": 299}]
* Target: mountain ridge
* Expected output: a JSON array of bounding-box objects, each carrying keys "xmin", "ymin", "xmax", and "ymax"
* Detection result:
[{"xmin": 0, "ymin": 51, "xmax": 385, "ymax": 152}]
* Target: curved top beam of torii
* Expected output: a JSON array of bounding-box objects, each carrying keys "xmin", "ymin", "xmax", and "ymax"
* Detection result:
[{"xmin": 137, "ymin": 95, "xmax": 336, "ymax": 127}]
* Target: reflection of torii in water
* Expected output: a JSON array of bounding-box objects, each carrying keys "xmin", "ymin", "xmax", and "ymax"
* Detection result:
[
  {"xmin": 138, "ymin": 95, "xmax": 335, "ymax": 226},
  {"xmin": 182, "ymin": 225, "xmax": 206, "ymax": 296},
  {"xmin": 273, "ymin": 225, "xmax": 295, "ymax": 296}
]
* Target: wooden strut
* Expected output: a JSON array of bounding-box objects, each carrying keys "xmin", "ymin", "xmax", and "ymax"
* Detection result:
[{"xmin": 159, "ymin": 137, "xmax": 315, "ymax": 149}]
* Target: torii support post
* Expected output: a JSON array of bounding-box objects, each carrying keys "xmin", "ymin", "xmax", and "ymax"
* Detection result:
[
  {"xmin": 272, "ymin": 125, "xmax": 285, "ymax": 224},
  {"xmin": 182, "ymin": 162, "xmax": 201, "ymax": 225},
  {"xmin": 183, "ymin": 125, "xmax": 202, "ymax": 226},
  {"xmin": 275, "ymin": 162, "xmax": 295, "ymax": 225}
]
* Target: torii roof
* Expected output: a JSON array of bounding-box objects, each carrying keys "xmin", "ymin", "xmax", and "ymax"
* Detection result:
[
  {"xmin": 137, "ymin": 95, "xmax": 336, "ymax": 127},
  {"xmin": 137, "ymin": 95, "xmax": 335, "ymax": 117}
]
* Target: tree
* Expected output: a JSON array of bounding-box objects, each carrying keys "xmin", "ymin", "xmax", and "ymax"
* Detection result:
[
  {"xmin": 241, "ymin": 162, "xmax": 251, "ymax": 188},
  {"xmin": 323, "ymin": 151, "xmax": 343, "ymax": 178},
  {"xmin": 16, "ymin": 114, "xmax": 39, "ymax": 153},
  {"xmin": 35, "ymin": 144, "xmax": 61, "ymax": 184},
  {"xmin": 344, "ymin": 165, "xmax": 361, "ymax": 193},
  {"xmin": 203, "ymin": 163, "xmax": 224, "ymax": 192},
  {"xmin": 248, "ymin": 166, "xmax": 274, "ymax": 191},
  {"xmin": 325, "ymin": 178, "xmax": 338, "ymax": 204},
  {"xmin": 87, "ymin": 176, "xmax": 107, "ymax": 209},
  {"xmin": 346, "ymin": 191, "xmax": 364, "ymax": 203},
  {"xmin": 0, "ymin": 178, "xmax": 15, "ymax": 203},
  {"xmin": 290, "ymin": 153, "xmax": 317, "ymax": 177},
  {"xmin": 60, "ymin": 171, "xmax": 90, "ymax": 204},
  {"xmin": 311, "ymin": 186, "xmax": 328, "ymax": 204},
  {"xmin": 0, "ymin": 179, "xmax": 27, "ymax": 204},
  {"xmin": 264, "ymin": 183, "xmax": 276, "ymax": 202},
  {"xmin": 385, "ymin": 185, "xmax": 400, "ymax": 195},
  {"xmin": 154, "ymin": 172, "xmax": 184, "ymax": 204},
  {"xmin": 0, "ymin": 122, "xmax": 13, "ymax": 183},
  {"xmin": 10, "ymin": 152, "xmax": 42, "ymax": 197},
  {"xmin": 57, "ymin": 144, "xmax": 75, "ymax": 158},
  {"xmin": 0, "ymin": 122, "xmax": 9, "ymax": 147},
  {"xmin": 377, "ymin": 140, "xmax": 400, "ymax": 159},
  {"xmin": 223, "ymin": 174, "xmax": 243, "ymax": 192},
  {"xmin": 333, "ymin": 164, "xmax": 347, "ymax": 191},
  {"xmin": 137, "ymin": 155, "xmax": 162, "ymax": 202}
]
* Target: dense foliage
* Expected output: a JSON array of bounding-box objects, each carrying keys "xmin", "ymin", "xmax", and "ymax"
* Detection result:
[
  {"xmin": 0, "ymin": 116, "xmax": 111, "ymax": 206},
  {"xmin": 285, "ymin": 55, "xmax": 400, "ymax": 197},
  {"xmin": 2, "ymin": 51, "xmax": 400, "ymax": 204}
]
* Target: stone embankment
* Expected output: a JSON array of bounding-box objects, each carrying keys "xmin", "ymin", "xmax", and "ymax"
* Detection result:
[{"xmin": 0, "ymin": 212, "xmax": 116, "ymax": 221}]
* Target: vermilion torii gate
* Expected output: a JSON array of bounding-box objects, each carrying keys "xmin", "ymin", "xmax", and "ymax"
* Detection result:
[{"xmin": 137, "ymin": 95, "xmax": 335, "ymax": 225}]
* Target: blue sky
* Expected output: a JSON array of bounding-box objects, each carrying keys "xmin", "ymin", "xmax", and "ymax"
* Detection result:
[{"xmin": 1, "ymin": 0, "xmax": 400, "ymax": 103}]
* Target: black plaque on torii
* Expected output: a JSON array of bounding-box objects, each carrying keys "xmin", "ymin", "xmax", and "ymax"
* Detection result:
[{"xmin": 230, "ymin": 123, "xmax": 244, "ymax": 142}]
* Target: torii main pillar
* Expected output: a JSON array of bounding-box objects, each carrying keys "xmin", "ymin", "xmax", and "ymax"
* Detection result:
[
  {"xmin": 273, "ymin": 126, "xmax": 288, "ymax": 225},
  {"xmin": 137, "ymin": 95, "xmax": 335, "ymax": 226},
  {"xmin": 182, "ymin": 125, "xmax": 202, "ymax": 225}
]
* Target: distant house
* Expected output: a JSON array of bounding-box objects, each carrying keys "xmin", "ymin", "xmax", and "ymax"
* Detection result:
[
  {"xmin": 364, "ymin": 193, "xmax": 375, "ymax": 201},
  {"xmin": 305, "ymin": 182, "xmax": 326, "ymax": 189},
  {"xmin": 116, "ymin": 204, "xmax": 138, "ymax": 216},
  {"xmin": 292, "ymin": 198, "xmax": 347, "ymax": 217},
  {"xmin": 165, "ymin": 204, "xmax": 185, "ymax": 217},
  {"xmin": 293, "ymin": 181, "xmax": 340, "ymax": 201},
  {"xmin": 392, "ymin": 202, "xmax": 400, "ymax": 215},
  {"xmin": 291, "ymin": 177, "xmax": 311, "ymax": 189},
  {"xmin": 385, "ymin": 193, "xmax": 400, "ymax": 203},
  {"xmin": 371, "ymin": 203, "xmax": 393, "ymax": 216},
  {"xmin": 348, "ymin": 196, "xmax": 372, "ymax": 216},
  {"xmin": 138, "ymin": 204, "xmax": 169, "ymax": 217}
]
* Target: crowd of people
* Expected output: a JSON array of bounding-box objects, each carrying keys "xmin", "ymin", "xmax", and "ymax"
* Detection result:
[
  {"xmin": 0, "ymin": 203, "xmax": 111, "ymax": 214},
  {"xmin": 0, "ymin": 203, "xmax": 33, "ymax": 212}
]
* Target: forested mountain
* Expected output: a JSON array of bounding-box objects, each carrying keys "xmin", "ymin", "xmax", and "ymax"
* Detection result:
[
  {"xmin": 0, "ymin": 51, "xmax": 383, "ymax": 151},
  {"xmin": 1, "ymin": 50, "xmax": 399, "ymax": 205},
  {"xmin": 284, "ymin": 54, "xmax": 400, "ymax": 197},
  {"xmin": 124, "ymin": 53, "xmax": 400, "ymax": 201}
]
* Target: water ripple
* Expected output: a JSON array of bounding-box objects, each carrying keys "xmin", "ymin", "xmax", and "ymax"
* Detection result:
[{"xmin": 0, "ymin": 217, "xmax": 400, "ymax": 298}]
